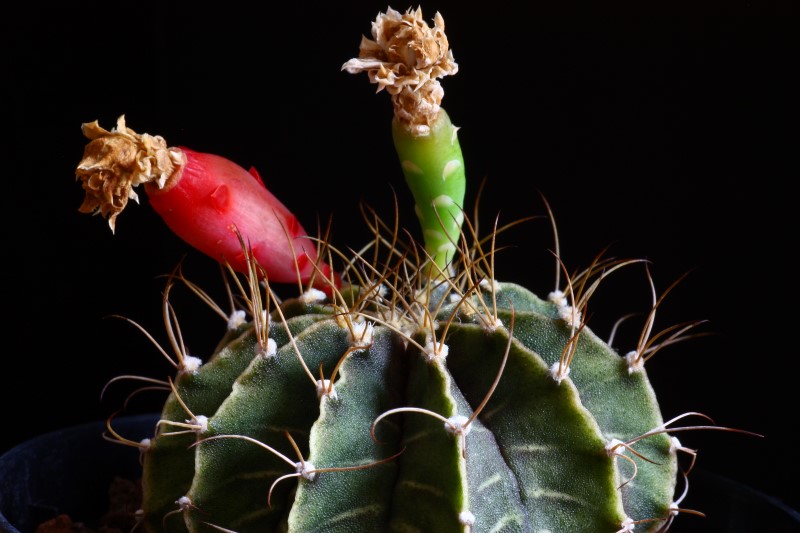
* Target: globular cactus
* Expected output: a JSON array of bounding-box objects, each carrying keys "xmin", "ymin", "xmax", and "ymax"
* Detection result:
[{"xmin": 74, "ymin": 7, "xmax": 748, "ymax": 533}]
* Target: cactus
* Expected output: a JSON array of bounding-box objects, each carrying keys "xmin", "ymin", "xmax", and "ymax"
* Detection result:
[{"xmin": 74, "ymin": 7, "xmax": 750, "ymax": 533}]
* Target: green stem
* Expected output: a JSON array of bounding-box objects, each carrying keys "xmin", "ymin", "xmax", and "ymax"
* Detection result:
[{"xmin": 392, "ymin": 109, "xmax": 466, "ymax": 276}]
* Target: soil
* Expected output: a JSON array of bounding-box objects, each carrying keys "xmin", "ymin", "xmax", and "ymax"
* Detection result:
[{"xmin": 34, "ymin": 478, "xmax": 142, "ymax": 533}]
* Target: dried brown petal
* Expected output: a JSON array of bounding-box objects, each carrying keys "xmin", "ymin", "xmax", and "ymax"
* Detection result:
[
  {"xmin": 75, "ymin": 116, "xmax": 185, "ymax": 232},
  {"xmin": 343, "ymin": 7, "xmax": 458, "ymax": 135}
]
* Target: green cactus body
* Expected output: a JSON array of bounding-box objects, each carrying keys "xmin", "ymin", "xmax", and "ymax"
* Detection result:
[{"xmin": 136, "ymin": 276, "xmax": 676, "ymax": 533}]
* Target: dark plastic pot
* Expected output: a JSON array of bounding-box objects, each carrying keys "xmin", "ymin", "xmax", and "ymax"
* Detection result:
[
  {"xmin": 0, "ymin": 414, "xmax": 158, "ymax": 533},
  {"xmin": 1, "ymin": 414, "xmax": 798, "ymax": 532}
]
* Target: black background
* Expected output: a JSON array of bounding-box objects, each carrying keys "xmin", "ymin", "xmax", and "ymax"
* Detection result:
[{"xmin": 3, "ymin": 1, "xmax": 797, "ymax": 527}]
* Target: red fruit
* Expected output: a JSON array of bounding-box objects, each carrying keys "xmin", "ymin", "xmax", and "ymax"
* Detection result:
[
  {"xmin": 145, "ymin": 147, "xmax": 332, "ymax": 285},
  {"xmin": 75, "ymin": 116, "xmax": 338, "ymax": 290}
]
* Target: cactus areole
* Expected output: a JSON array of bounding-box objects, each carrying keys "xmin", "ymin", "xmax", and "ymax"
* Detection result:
[{"xmin": 73, "ymin": 7, "xmax": 732, "ymax": 533}]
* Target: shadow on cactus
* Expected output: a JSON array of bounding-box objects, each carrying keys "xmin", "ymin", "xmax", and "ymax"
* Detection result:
[{"xmin": 74, "ymin": 7, "xmax": 758, "ymax": 533}]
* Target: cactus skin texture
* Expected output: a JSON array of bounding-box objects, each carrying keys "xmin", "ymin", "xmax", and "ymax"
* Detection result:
[
  {"xmin": 135, "ymin": 262, "xmax": 678, "ymax": 533},
  {"xmin": 81, "ymin": 7, "xmax": 720, "ymax": 533}
]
